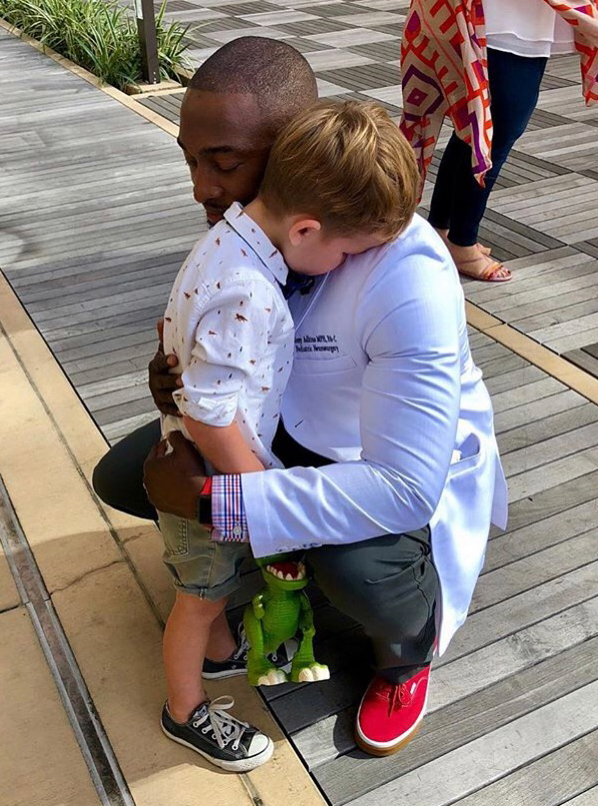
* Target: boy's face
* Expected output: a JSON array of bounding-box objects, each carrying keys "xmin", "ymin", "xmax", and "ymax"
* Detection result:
[
  {"xmin": 178, "ymin": 89, "xmax": 273, "ymax": 225},
  {"xmin": 283, "ymin": 223, "xmax": 387, "ymax": 275}
]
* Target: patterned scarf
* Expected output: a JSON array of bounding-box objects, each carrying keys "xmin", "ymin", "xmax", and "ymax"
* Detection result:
[{"xmin": 400, "ymin": 0, "xmax": 598, "ymax": 187}]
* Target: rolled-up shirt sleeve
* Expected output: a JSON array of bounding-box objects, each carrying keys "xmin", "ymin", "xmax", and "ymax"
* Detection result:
[
  {"xmin": 173, "ymin": 281, "xmax": 275, "ymax": 426},
  {"xmin": 240, "ymin": 260, "xmax": 463, "ymax": 557}
]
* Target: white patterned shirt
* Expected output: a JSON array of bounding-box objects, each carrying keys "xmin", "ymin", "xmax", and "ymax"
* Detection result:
[{"xmin": 161, "ymin": 202, "xmax": 294, "ymax": 469}]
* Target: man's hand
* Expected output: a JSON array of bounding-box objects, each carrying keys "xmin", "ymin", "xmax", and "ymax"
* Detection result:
[
  {"xmin": 143, "ymin": 432, "xmax": 206, "ymax": 519},
  {"xmin": 148, "ymin": 319, "xmax": 182, "ymax": 416}
]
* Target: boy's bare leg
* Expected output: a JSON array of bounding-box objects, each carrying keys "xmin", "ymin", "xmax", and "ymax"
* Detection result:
[
  {"xmin": 206, "ymin": 609, "xmax": 238, "ymax": 661},
  {"xmin": 161, "ymin": 590, "xmax": 274, "ymax": 770},
  {"xmin": 163, "ymin": 591, "xmax": 226, "ymax": 722}
]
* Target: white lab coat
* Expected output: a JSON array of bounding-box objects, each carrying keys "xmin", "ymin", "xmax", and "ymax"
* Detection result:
[{"xmin": 242, "ymin": 214, "xmax": 508, "ymax": 654}]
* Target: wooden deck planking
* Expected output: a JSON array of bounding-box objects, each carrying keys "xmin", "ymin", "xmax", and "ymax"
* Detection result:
[
  {"xmin": 320, "ymin": 650, "xmax": 598, "ymax": 804},
  {"xmin": 549, "ymin": 325, "xmax": 598, "ymax": 354},
  {"xmin": 563, "ymin": 787, "xmax": 598, "ymax": 806},
  {"xmin": 500, "ymin": 420, "xmax": 598, "ymax": 475},
  {"xmin": 447, "ymin": 734, "xmax": 597, "ymax": 806},
  {"xmin": 294, "ymin": 639, "xmax": 598, "ymax": 776},
  {"xmin": 465, "ymin": 534, "xmax": 598, "ymax": 614},
  {"xmin": 291, "ymin": 596, "xmax": 598, "ymax": 779},
  {"xmin": 515, "ymin": 122, "xmax": 598, "ymax": 173},
  {"xmin": 536, "ymin": 84, "xmax": 598, "ymax": 124},
  {"xmin": 466, "ymin": 263, "xmax": 598, "ymax": 314},
  {"xmin": 565, "ymin": 348, "xmax": 598, "ymax": 379},
  {"xmin": 3, "ymin": 20, "xmax": 598, "ymax": 806},
  {"xmin": 0, "ymin": 30, "xmax": 204, "ymax": 433},
  {"xmin": 506, "ymin": 448, "xmax": 598, "ymax": 502},
  {"xmin": 496, "ymin": 401, "xmax": 598, "ymax": 453}
]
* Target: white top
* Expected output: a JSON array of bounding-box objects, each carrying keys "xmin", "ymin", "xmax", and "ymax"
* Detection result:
[
  {"xmin": 485, "ymin": 0, "xmax": 575, "ymax": 57},
  {"xmin": 241, "ymin": 214, "xmax": 509, "ymax": 654},
  {"xmin": 162, "ymin": 203, "xmax": 294, "ymax": 470}
]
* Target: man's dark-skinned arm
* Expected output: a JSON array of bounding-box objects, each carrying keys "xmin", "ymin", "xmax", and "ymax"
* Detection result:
[{"xmin": 145, "ymin": 319, "xmax": 209, "ymax": 518}]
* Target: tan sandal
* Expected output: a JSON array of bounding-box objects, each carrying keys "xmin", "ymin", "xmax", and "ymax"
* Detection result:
[{"xmin": 457, "ymin": 255, "xmax": 512, "ymax": 283}]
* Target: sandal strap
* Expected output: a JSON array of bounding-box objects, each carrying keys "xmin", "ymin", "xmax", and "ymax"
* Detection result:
[{"xmin": 480, "ymin": 262, "xmax": 509, "ymax": 281}]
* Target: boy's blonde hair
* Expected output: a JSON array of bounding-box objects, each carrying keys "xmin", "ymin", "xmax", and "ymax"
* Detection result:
[{"xmin": 260, "ymin": 100, "xmax": 419, "ymax": 241}]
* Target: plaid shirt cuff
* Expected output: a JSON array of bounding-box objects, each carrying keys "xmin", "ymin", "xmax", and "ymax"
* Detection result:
[{"xmin": 211, "ymin": 475, "xmax": 250, "ymax": 543}]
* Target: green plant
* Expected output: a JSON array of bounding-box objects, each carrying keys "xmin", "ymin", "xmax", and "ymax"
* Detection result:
[{"xmin": 0, "ymin": 0, "xmax": 191, "ymax": 90}]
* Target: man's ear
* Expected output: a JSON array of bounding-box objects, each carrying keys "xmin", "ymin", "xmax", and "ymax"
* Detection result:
[{"xmin": 288, "ymin": 218, "xmax": 321, "ymax": 247}]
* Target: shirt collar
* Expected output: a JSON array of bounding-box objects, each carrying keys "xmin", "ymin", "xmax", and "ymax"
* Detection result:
[{"xmin": 224, "ymin": 202, "xmax": 288, "ymax": 286}]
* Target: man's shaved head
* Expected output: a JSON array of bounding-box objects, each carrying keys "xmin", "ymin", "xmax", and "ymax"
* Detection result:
[
  {"xmin": 189, "ymin": 36, "xmax": 318, "ymax": 133},
  {"xmin": 179, "ymin": 37, "xmax": 318, "ymax": 224}
]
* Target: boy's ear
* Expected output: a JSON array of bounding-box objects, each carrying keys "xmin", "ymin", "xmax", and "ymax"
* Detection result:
[{"xmin": 288, "ymin": 218, "xmax": 321, "ymax": 247}]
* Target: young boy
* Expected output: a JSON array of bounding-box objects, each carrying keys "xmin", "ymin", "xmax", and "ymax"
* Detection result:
[{"xmin": 158, "ymin": 99, "xmax": 420, "ymax": 771}]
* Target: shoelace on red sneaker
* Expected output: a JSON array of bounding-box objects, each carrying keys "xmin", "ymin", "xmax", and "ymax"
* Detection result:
[
  {"xmin": 370, "ymin": 677, "xmax": 414, "ymax": 717},
  {"xmin": 388, "ymin": 683, "xmax": 412, "ymax": 717}
]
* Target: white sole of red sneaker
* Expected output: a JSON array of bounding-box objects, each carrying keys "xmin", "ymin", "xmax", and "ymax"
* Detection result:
[
  {"xmin": 355, "ymin": 720, "xmax": 422, "ymax": 757},
  {"xmin": 354, "ymin": 688, "xmax": 429, "ymax": 757}
]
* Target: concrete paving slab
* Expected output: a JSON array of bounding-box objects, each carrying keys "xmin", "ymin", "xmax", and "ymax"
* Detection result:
[{"xmin": 0, "ymin": 607, "xmax": 100, "ymax": 806}]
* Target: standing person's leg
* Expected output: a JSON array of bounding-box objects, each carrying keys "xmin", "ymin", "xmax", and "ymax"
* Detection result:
[
  {"xmin": 431, "ymin": 49, "xmax": 547, "ymax": 280},
  {"xmin": 163, "ymin": 589, "xmax": 228, "ymax": 722},
  {"xmin": 92, "ymin": 419, "xmax": 161, "ymax": 520},
  {"xmin": 449, "ymin": 49, "xmax": 548, "ymax": 247},
  {"xmin": 428, "ymin": 132, "xmax": 472, "ymax": 238},
  {"xmin": 429, "ymin": 135, "xmax": 493, "ymax": 255}
]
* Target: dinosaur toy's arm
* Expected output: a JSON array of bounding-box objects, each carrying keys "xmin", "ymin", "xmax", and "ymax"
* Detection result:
[
  {"xmin": 252, "ymin": 592, "xmax": 266, "ymax": 620},
  {"xmin": 298, "ymin": 591, "xmax": 315, "ymax": 635}
]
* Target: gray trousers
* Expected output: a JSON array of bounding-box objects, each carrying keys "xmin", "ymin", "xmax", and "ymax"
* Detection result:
[
  {"xmin": 306, "ymin": 531, "xmax": 437, "ymax": 683},
  {"xmin": 93, "ymin": 419, "xmax": 439, "ymax": 683}
]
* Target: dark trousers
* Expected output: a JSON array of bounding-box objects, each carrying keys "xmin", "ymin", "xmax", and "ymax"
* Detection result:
[
  {"xmin": 93, "ymin": 421, "xmax": 438, "ymax": 683},
  {"xmin": 428, "ymin": 48, "xmax": 548, "ymax": 246}
]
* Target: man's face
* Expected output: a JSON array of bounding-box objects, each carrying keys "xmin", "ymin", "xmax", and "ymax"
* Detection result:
[{"xmin": 178, "ymin": 89, "xmax": 273, "ymax": 225}]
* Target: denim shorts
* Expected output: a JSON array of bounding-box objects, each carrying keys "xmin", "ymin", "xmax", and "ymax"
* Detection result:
[{"xmin": 158, "ymin": 511, "xmax": 251, "ymax": 600}]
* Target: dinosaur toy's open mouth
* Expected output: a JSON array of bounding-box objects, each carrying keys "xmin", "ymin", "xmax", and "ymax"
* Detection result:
[{"xmin": 265, "ymin": 561, "xmax": 307, "ymax": 581}]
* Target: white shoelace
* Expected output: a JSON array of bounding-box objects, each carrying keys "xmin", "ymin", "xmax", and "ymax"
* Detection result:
[
  {"xmin": 192, "ymin": 697, "xmax": 249, "ymax": 751},
  {"xmin": 236, "ymin": 624, "xmax": 280, "ymax": 663},
  {"xmin": 235, "ymin": 624, "xmax": 249, "ymax": 661}
]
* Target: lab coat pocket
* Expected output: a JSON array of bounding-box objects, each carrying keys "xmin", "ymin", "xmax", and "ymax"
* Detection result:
[{"xmin": 449, "ymin": 432, "xmax": 483, "ymax": 477}]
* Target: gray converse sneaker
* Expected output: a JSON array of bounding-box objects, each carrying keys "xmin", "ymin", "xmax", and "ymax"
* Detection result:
[
  {"xmin": 161, "ymin": 697, "xmax": 273, "ymax": 771},
  {"xmin": 203, "ymin": 623, "xmax": 297, "ymax": 680}
]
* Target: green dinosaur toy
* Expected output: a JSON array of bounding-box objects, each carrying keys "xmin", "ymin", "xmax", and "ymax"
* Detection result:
[{"xmin": 243, "ymin": 553, "xmax": 330, "ymax": 687}]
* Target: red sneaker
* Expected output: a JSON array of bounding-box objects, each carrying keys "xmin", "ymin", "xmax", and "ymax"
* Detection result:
[{"xmin": 355, "ymin": 667, "xmax": 430, "ymax": 756}]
